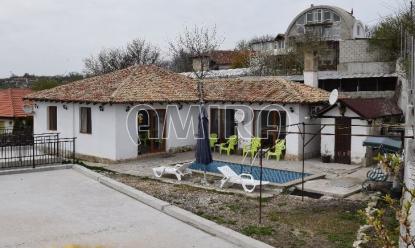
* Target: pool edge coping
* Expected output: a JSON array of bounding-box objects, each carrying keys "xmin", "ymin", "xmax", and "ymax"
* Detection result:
[{"xmin": 188, "ymin": 160, "xmax": 326, "ymax": 188}]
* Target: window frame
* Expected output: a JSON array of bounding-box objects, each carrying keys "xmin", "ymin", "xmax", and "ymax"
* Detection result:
[
  {"xmin": 306, "ymin": 12, "xmax": 314, "ymax": 24},
  {"xmin": 315, "ymin": 9, "xmax": 323, "ymax": 23},
  {"xmin": 323, "ymin": 10, "xmax": 331, "ymax": 22},
  {"xmin": 79, "ymin": 107, "xmax": 92, "ymax": 134},
  {"xmin": 47, "ymin": 106, "xmax": 57, "ymax": 131}
]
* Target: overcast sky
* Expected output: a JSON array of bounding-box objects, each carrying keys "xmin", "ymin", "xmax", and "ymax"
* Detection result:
[{"xmin": 0, "ymin": 0, "xmax": 406, "ymax": 77}]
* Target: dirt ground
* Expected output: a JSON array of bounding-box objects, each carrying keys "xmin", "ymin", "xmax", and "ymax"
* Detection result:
[{"xmin": 97, "ymin": 169, "xmax": 366, "ymax": 248}]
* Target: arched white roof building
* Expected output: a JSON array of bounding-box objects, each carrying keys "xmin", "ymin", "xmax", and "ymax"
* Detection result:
[{"xmin": 285, "ymin": 5, "xmax": 365, "ymax": 41}]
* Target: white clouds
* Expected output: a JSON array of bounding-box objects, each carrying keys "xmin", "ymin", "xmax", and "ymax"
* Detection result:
[{"xmin": 0, "ymin": 0, "xmax": 400, "ymax": 77}]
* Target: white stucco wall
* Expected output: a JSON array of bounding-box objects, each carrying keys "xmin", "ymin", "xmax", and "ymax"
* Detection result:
[
  {"xmin": 32, "ymin": 101, "xmax": 322, "ymax": 162},
  {"xmin": 165, "ymin": 104, "xmax": 199, "ymax": 152},
  {"xmin": 33, "ymin": 102, "xmax": 201, "ymax": 161},
  {"xmin": 33, "ymin": 102, "xmax": 118, "ymax": 160},
  {"xmin": 320, "ymin": 106, "xmax": 369, "ymax": 164},
  {"xmin": 299, "ymin": 105, "xmax": 321, "ymax": 159}
]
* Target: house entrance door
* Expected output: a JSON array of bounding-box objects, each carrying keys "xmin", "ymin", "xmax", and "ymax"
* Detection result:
[
  {"xmin": 137, "ymin": 109, "xmax": 166, "ymax": 154},
  {"xmin": 334, "ymin": 117, "xmax": 351, "ymax": 164}
]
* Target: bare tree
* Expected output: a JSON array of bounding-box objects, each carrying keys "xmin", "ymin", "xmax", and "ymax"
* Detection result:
[
  {"xmin": 84, "ymin": 38, "xmax": 161, "ymax": 76},
  {"xmin": 169, "ymin": 25, "xmax": 223, "ymax": 79}
]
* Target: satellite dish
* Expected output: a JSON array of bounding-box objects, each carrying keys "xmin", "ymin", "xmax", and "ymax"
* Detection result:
[
  {"xmin": 234, "ymin": 109, "xmax": 245, "ymax": 123},
  {"xmin": 23, "ymin": 104, "xmax": 34, "ymax": 114},
  {"xmin": 329, "ymin": 89, "xmax": 338, "ymax": 105}
]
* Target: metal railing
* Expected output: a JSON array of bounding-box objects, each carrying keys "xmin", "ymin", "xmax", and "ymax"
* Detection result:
[{"xmin": 0, "ymin": 132, "xmax": 76, "ymax": 169}]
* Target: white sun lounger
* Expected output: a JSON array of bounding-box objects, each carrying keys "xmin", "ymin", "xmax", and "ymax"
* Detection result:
[
  {"xmin": 153, "ymin": 161, "xmax": 193, "ymax": 181},
  {"xmin": 218, "ymin": 165, "xmax": 270, "ymax": 193}
]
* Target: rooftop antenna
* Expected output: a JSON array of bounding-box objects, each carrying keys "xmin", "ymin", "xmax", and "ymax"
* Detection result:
[{"xmin": 329, "ymin": 89, "xmax": 339, "ymax": 105}]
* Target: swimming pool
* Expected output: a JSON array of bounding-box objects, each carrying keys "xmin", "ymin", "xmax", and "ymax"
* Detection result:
[{"xmin": 190, "ymin": 160, "xmax": 312, "ymax": 185}]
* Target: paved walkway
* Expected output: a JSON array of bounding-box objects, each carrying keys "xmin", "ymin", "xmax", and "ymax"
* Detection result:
[
  {"xmin": 95, "ymin": 151, "xmax": 372, "ymax": 198},
  {"xmin": 0, "ymin": 169, "xmax": 238, "ymax": 248},
  {"xmin": 100, "ymin": 151, "xmax": 369, "ymax": 181}
]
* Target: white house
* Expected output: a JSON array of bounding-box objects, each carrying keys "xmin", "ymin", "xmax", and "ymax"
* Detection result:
[
  {"xmin": 318, "ymin": 98, "xmax": 402, "ymax": 165},
  {"xmin": 25, "ymin": 65, "xmax": 329, "ymax": 163}
]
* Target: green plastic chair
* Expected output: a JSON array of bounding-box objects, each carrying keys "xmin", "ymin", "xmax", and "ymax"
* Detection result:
[
  {"xmin": 242, "ymin": 137, "xmax": 261, "ymax": 159},
  {"xmin": 209, "ymin": 133, "xmax": 218, "ymax": 149},
  {"xmin": 219, "ymin": 135, "xmax": 238, "ymax": 155},
  {"xmin": 266, "ymin": 139, "xmax": 286, "ymax": 160}
]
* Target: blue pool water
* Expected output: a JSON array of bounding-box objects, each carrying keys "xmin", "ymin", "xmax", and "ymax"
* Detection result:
[{"xmin": 190, "ymin": 160, "xmax": 311, "ymax": 184}]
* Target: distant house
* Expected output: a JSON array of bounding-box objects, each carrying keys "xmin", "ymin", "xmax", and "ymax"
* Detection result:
[
  {"xmin": 26, "ymin": 65, "xmax": 329, "ymax": 163},
  {"xmin": 192, "ymin": 50, "xmax": 242, "ymax": 71},
  {"xmin": 250, "ymin": 34, "xmax": 286, "ymax": 55},
  {"xmin": 246, "ymin": 5, "xmax": 397, "ymax": 98},
  {"xmin": 0, "ymin": 88, "xmax": 33, "ymax": 130}
]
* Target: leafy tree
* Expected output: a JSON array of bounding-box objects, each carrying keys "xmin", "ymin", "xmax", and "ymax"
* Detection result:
[
  {"xmin": 369, "ymin": 5, "xmax": 415, "ymax": 61},
  {"xmin": 31, "ymin": 78, "xmax": 59, "ymax": 91}
]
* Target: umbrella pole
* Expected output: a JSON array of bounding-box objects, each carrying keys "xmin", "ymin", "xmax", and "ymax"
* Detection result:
[{"xmin": 259, "ymin": 143, "xmax": 263, "ymax": 224}]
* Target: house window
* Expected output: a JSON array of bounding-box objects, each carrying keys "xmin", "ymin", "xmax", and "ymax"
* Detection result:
[
  {"xmin": 357, "ymin": 25, "xmax": 361, "ymax": 36},
  {"xmin": 315, "ymin": 9, "xmax": 323, "ymax": 23},
  {"xmin": 48, "ymin": 106, "xmax": 57, "ymax": 131},
  {"xmin": 80, "ymin": 107, "xmax": 92, "ymax": 134},
  {"xmin": 297, "ymin": 15, "xmax": 305, "ymax": 25},
  {"xmin": 324, "ymin": 10, "xmax": 331, "ymax": 21},
  {"xmin": 306, "ymin": 12, "xmax": 314, "ymax": 23},
  {"xmin": 333, "ymin": 13, "xmax": 340, "ymax": 22}
]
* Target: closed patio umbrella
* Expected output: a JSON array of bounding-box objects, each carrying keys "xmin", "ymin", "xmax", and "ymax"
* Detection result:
[{"xmin": 195, "ymin": 104, "xmax": 212, "ymax": 182}]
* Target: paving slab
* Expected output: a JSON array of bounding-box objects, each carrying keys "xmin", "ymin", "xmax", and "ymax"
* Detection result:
[
  {"xmin": 0, "ymin": 169, "xmax": 240, "ymax": 248},
  {"xmin": 297, "ymin": 178, "xmax": 362, "ymax": 198}
]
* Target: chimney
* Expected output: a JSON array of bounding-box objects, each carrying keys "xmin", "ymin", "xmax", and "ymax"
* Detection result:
[{"xmin": 303, "ymin": 50, "xmax": 318, "ymax": 88}]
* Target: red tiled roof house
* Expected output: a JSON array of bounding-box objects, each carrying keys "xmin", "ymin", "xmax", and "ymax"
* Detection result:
[
  {"xmin": 25, "ymin": 65, "xmax": 329, "ymax": 162},
  {"xmin": 0, "ymin": 88, "xmax": 33, "ymax": 130}
]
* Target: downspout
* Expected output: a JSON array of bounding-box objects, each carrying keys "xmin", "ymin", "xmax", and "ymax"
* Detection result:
[{"xmin": 72, "ymin": 102, "xmax": 75, "ymax": 138}]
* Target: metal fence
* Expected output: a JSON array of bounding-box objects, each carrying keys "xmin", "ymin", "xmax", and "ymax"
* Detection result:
[{"xmin": 0, "ymin": 132, "xmax": 76, "ymax": 169}]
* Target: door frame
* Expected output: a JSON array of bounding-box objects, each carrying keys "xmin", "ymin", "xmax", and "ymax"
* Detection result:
[
  {"xmin": 334, "ymin": 117, "xmax": 351, "ymax": 164},
  {"xmin": 137, "ymin": 109, "xmax": 166, "ymax": 154}
]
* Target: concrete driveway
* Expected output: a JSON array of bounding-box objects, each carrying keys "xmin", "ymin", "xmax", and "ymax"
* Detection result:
[{"xmin": 0, "ymin": 169, "xmax": 239, "ymax": 248}]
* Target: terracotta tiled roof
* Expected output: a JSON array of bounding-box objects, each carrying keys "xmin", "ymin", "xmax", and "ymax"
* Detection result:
[
  {"xmin": 203, "ymin": 77, "xmax": 329, "ymax": 104},
  {"xmin": 0, "ymin": 88, "xmax": 33, "ymax": 118},
  {"xmin": 209, "ymin": 51, "xmax": 240, "ymax": 65},
  {"xmin": 340, "ymin": 98, "xmax": 402, "ymax": 119},
  {"xmin": 26, "ymin": 65, "xmax": 330, "ymax": 104},
  {"xmin": 193, "ymin": 50, "xmax": 243, "ymax": 65},
  {"xmin": 25, "ymin": 65, "xmax": 199, "ymax": 103}
]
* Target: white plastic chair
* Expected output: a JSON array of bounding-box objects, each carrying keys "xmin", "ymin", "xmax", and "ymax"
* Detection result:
[
  {"xmin": 153, "ymin": 161, "xmax": 193, "ymax": 181},
  {"xmin": 217, "ymin": 166, "xmax": 270, "ymax": 193}
]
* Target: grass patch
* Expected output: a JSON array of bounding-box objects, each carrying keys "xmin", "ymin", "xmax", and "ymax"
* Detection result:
[
  {"xmin": 226, "ymin": 204, "xmax": 241, "ymax": 212},
  {"xmin": 242, "ymin": 225, "xmax": 274, "ymax": 236},
  {"xmin": 274, "ymin": 207, "xmax": 363, "ymax": 248},
  {"xmin": 196, "ymin": 211, "xmax": 237, "ymax": 225},
  {"xmin": 268, "ymin": 211, "xmax": 280, "ymax": 222}
]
